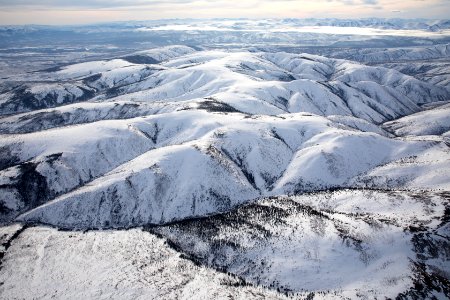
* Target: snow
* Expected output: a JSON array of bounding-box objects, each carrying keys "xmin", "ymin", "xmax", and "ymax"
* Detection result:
[
  {"xmin": 292, "ymin": 189, "xmax": 447, "ymax": 229},
  {"xmin": 0, "ymin": 226, "xmax": 286, "ymax": 300},
  {"xmin": 0, "ymin": 43, "xmax": 449, "ymax": 299},
  {"xmin": 3, "ymin": 189, "xmax": 448, "ymax": 299},
  {"xmin": 383, "ymin": 103, "xmax": 450, "ymax": 136},
  {"xmin": 97, "ymin": 50, "xmax": 448, "ymax": 123},
  {"xmin": 151, "ymin": 190, "xmax": 449, "ymax": 298},
  {"xmin": 56, "ymin": 59, "xmax": 135, "ymax": 80},
  {"xmin": 5, "ymin": 110, "xmax": 448, "ymax": 228},
  {"xmin": 2, "ymin": 49, "xmax": 448, "ymax": 120},
  {"xmin": 129, "ymin": 45, "xmax": 197, "ymax": 62},
  {"xmin": 134, "ymin": 19, "xmax": 450, "ymax": 36},
  {"xmin": 327, "ymin": 115, "xmax": 391, "ymax": 137},
  {"xmin": 329, "ymin": 44, "xmax": 450, "ymax": 64}
]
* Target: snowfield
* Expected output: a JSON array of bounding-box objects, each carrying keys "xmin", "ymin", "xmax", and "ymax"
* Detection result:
[
  {"xmin": 0, "ymin": 40, "xmax": 449, "ymax": 299},
  {"xmin": 383, "ymin": 102, "xmax": 450, "ymax": 137},
  {"xmin": 0, "ymin": 225, "xmax": 288, "ymax": 300},
  {"xmin": 151, "ymin": 190, "xmax": 449, "ymax": 298}
]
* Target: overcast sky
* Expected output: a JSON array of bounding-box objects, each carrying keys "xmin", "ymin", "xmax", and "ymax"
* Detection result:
[{"xmin": 0, "ymin": 0, "xmax": 449, "ymax": 25}]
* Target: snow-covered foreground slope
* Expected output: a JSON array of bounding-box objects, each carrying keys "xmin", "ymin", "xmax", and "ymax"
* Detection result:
[
  {"xmin": 1, "ymin": 189, "xmax": 448, "ymax": 299},
  {"xmin": 0, "ymin": 225, "xmax": 286, "ymax": 300},
  {"xmin": 151, "ymin": 189, "xmax": 449, "ymax": 299}
]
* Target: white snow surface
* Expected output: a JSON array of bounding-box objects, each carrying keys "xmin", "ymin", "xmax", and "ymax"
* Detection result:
[
  {"xmin": 0, "ymin": 225, "xmax": 287, "ymax": 300},
  {"xmin": 0, "ymin": 45, "xmax": 450, "ymax": 299},
  {"xmin": 0, "ymin": 47, "xmax": 449, "ymax": 228},
  {"xmin": 383, "ymin": 103, "xmax": 450, "ymax": 136},
  {"xmin": 2, "ymin": 109, "xmax": 446, "ymax": 228}
]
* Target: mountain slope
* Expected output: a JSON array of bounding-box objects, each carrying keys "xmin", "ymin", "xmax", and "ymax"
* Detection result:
[
  {"xmin": 1, "ymin": 47, "xmax": 449, "ymax": 227},
  {"xmin": 0, "ymin": 43, "xmax": 449, "ymax": 299},
  {"xmin": 0, "ymin": 109, "xmax": 446, "ymax": 228},
  {"xmin": 383, "ymin": 102, "xmax": 450, "ymax": 137},
  {"xmin": 150, "ymin": 189, "xmax": 449, "ymax": 298},
  {"xmin": 1, "ymin": 49, "xmax": 448, "ymax": 124}
]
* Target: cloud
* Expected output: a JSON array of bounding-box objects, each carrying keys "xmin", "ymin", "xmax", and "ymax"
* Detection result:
[
  {"xmin": 0, "ymin": 0, "xmax": 200, "ymax": 9},
  {"xmin": 362, "ymin": 0, "xmax": 378, "ymax": 4},
  {"xmin": 327, "ymin": 0, "xmax": 378, "ymax": 5},
  {"xmin": 0, "ymin": 0, "xmax": 448, "ymax": 24},
  {"xmin": 0, "ymin": 0, "xmax": 380, "ymax": 9}
]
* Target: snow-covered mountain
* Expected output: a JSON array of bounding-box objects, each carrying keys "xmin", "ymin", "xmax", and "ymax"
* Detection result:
[
  {"xmin": 1, "ymin": 46, "xmax": 448, "ymax": 121},
  {"xmin": 150, "ymin": 190, "xmax": 449, "ymax": 298},
  {"xmin": 323, "ymin": 43, "xmax": 450, "ymax": 64},
  {"xmin": 383, "ymin": 102, "xmax": 450, "ymax": 137},
  {"xmin": 1, "ymin": 47, "xmax": 449, "ymax": 225},
  {"xmin": 0, "ymin": 42, "xmax": 449, "ymax": 299},
  {"xmin": 0, "ymin": 224, "xmax": 288, "ymax": 299}
]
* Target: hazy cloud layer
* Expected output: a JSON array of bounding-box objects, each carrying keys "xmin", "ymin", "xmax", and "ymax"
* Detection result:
[
  {"xmin": 328, "ymin": 0, "xmax": 378, "ymax": 5},
  {"xmin": 0, "ymin": 0, "xmax": 448, "ymax": 24},
  {"xmin": 0, "ymin": 0, "xmax": 442, "ymax": 9},
  {"xmin": 3, "ymin": 0, "xmax": 218, "ymax": 8}
]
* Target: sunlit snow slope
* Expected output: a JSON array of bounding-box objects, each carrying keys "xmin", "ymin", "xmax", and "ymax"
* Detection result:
[
  {"xmin": 0, "ymin": 45, "xmax": 449, "ymax": 299},
  {"xmin": 0, "ymin": 45, "xmax": 449, "ymax": 226}
]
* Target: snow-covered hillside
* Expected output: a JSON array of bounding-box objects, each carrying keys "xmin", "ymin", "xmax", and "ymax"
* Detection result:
[
  {"xmin": 1, "ymin": 108, "xmax": 448, "ymax": 227},
  {"xmin": 0, "ymin": 44, "xmax": 449, "ymax": 299},
  {"xmin": 151, "ymin": 189, "xmax": 449, "ymax": 298},
  {"xmin": 319, "ymin": 44, "xmax": 450, "ymax": 89},
  {"xmin": 382, "ymin": 60, "xmax": 450, "ymax": 89},
  {"xmin": 383, "ymin": 102, "xmax": 450, "ymax": 137},
  {"xmin": 0, "ymin": 225, "xmax": 288, "ymax": 299},
  {"xmin": 327, "ymin": 44, "xmax": 450, "ymax": 64},
  {"xmin": 1, "ymin": 48, "xmax": 448, "ymax": 123}
]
